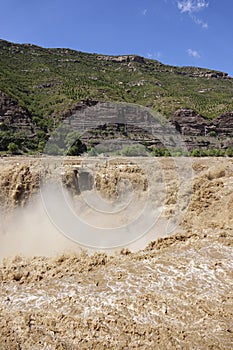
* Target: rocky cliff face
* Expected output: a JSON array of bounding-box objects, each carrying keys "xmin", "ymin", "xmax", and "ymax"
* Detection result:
[
  {"xmin": 171, "ymin": 109, "xmax": 233, "ymax": 150},
  {"xmin": 176, "ymin": 70, "xmax": 230, "ymax": 79},
  {"xmin": 63, "ymin": 102, "xmax": 233, "ymax": 152},
  {"xmin": 172, "ymin": 109, "xmax": 207, "ymax": 136},
  {"xmin": 0, "ymin": 90, "xmax": 35, "ymax": 134},
  {"xmin": 61, "ymin": 101, "xmax": 169, "ymax": 152},
  {"xmin": 60, "ymin": 102, "xmax": 233, "ymax": 153},
  {"xmin": 214, "ymin": 112, "xmax": 233, "ymax": 136},
  {"xmin": 97, "ymin": 54, "xmax": 146, "ymax": 64}
]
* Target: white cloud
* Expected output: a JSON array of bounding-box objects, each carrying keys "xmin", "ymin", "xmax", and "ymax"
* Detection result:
[
  {"xmin": 187, "ymin": 48, "xmax": 201, "ymax": 58},
  {"xmin": 177, "ymin": 0, "xmax": 208, "ymax": 14},
  {"xmin": 177, "ymin": 0, "xmax": 209, "ymax": 28},
  {"xmin": 142, "ymin": 9, "xmax": 148, "ymax": 16},
  {"xmin": 192, "ymin": 16, "xmax": 208, "ymax": 28}
]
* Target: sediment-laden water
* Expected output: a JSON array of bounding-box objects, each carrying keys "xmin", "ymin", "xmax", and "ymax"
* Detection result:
[{"xmin": 0, "ymin": 157, "xmax": 232, "ymax": 349}]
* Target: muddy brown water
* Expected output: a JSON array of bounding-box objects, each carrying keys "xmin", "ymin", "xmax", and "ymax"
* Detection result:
[{"xmin": 0, "ymin": 157, "xmax": 233, "ymax": 349}]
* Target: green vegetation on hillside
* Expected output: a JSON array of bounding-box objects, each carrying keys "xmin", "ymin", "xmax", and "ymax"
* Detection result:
[
  {"xmin": 1, "ymin": 39, "xmax": 233, "ymax": 121},
  {"xmin": 0, "ymin": 39, "xmax": 233, "ymax": 154}
]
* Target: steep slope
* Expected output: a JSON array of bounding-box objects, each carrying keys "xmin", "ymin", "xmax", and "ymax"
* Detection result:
[{"xmin": 0, "ymin": 39, "xmax": 233, "ymax": 153}]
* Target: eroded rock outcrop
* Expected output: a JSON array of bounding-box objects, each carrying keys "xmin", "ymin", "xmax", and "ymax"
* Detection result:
[
  {"xmin": 176, "ymin": 69, "xmax": 230, "ymax": 79},
  {"xmin": 172, "ymin": 109, "xmax": 208, "ymax": 136},
  {"xmin": 214, "ymin": 112, "xmax": 233, "ymax": 136},
  {"xmin": 0, "ymin": 90, "xmax": 34, "ymax": 134},
  {"xmin": 171, "ymin": 108, "xmax": 233, "ymax": 150},
  {"xmin": 97, "ymin": 55, "xmax": 145, "ymax": 64}
]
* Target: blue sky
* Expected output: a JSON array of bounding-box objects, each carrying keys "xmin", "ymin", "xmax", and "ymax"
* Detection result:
[{"xmin": 1, "ymin": 0, "xmax": 233, "ymax": 76}]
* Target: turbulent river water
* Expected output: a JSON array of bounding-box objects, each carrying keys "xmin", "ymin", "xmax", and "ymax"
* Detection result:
[{"xmin": 0, "ymin": 156, "xmax": 232, "ymax": 349}]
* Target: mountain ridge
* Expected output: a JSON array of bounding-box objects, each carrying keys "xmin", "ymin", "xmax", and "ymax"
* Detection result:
[{"xmin": 1, "ymin": 38, "xmax": 231, "ymax": 78}]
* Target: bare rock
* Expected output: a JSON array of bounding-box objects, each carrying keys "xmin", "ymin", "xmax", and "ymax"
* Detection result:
[
  {"xmin": 172, "ymin": 109, "xmax": 207, "ymax": 136},
  {"xmin": 0, "ymin": 90, "xmax": 34, "ymax": 134}
]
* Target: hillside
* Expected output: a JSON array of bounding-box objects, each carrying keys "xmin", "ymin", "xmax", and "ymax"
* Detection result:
[{"xmin": 0, "ymin": 39, "xmax": 233, "ymax": 154}]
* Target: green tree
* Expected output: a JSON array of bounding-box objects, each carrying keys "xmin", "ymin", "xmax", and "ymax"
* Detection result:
[
  {"xmin": 226, "ymin": 147, "xmax": 233, "ymax": 157},
  {"xmin": 191, "ymin": 149, "xmax": 201, "ymax": 157},
  {"xmin": 8, "ymin": 142, "xmax": 19, "ymax": 154},
  {"xmin": 151, "ymin": 147, "xmax": 171, "ymax": 157},
  {"xmin": 120, "ymin": 144, "xmax": 148, "ymax": 156},
  {"xmin": 66, "ymin": 139, "xmax": 87, "ymax": 156}
]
